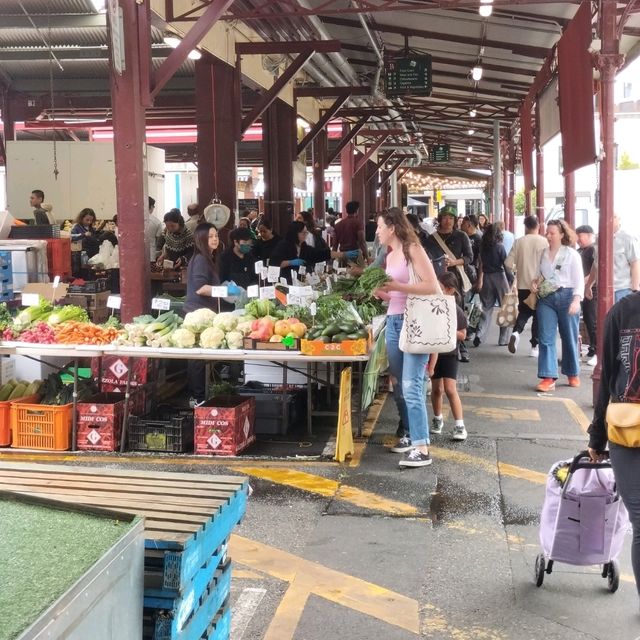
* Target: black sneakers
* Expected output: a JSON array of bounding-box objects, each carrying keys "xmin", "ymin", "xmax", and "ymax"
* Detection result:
[{"xmin": 399, "ymin": 449, "xmax": 432, "ymax": 467}]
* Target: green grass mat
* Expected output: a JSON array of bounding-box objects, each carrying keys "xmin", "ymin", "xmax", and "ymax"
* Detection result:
[{"xmin": 0, "ymin": 499, "xmax": 134, "ymax": 640}]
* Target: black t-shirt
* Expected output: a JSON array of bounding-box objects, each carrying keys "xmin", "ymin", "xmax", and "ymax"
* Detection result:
[
  {"xmin": 184, "ymin": 253, "xmax": 220, "ymax": 313},
  {"xmin": 440, "ymin": 304, "xmax": 468, "ymax": 357},
  {"xmin": 365, "ymin": 220, "xmax": 377, "ymax": 242},
  {"xmin": 578, "ymin": 244, "xmax": 596, "ymax": 277},
  {"xmin": 217, "ymin": 248, "xmax": 258, "ymax": 290},
  {"xmin": 480, "ymin": 243, "xmax": 507, "ymax": 274},
  {"xmin": 255, "ymin": 234, "xmax": 281, "ymax": 263}
]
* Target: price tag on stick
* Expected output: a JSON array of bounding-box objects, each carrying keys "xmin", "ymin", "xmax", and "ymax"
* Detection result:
[
  {"xmin": 107, "ymin": 295, "xmax": 121, "ymax": 316},
  {"xmin": 247, "ymin": 284, "xmax": 259, "ymax": 298},
  {"xmin": 21, "ymin": 292, "xmax": 40, "ymax": 307},
  {"xmin": 152, "ymin": 298, "xmax": 171, "ymax": 312}
]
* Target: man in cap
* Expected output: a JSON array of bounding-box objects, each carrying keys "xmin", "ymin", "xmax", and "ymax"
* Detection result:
[{"xmin": 576, "ymin": 224, "xmax": 597, "ymax": 366}]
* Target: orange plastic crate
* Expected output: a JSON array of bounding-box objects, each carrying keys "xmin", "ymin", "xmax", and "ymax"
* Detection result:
[
  {"xmin": 0, "ymin": 394, "xmax": 40, "ymax": 446},
  {"xmin": 10, "ymin": 402, "xmax": 73, "ymax": 450}
]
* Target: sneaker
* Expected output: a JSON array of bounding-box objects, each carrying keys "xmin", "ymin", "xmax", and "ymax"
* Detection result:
[
  {"xmin": 587, "ymin": 354, "xmax": 597, "ymax": 367},
  {"xmin": 431, "ymin": 417, "xmax": 444, "ymax": 434},
  {"xmin": 390, "ymin": 436, "xmax": 413, "ymax": 453},
  {"xmin": 399, "ymin": 449, "xmax": 432, "ymax": 467},
  {"xmin": 530, "ymin": 346, "xmax": 539, "ymax": 358},
  {"xmin": 567, "ymin": 376, "xmax": 581, "ymax": 388},
  {"xmin": 536, "ymin": 378, "xmax": 556, "ymax": 392},
  {"xmin": 508, "ymin": 332, "xmax": 520, "ymax": 354},
  {"xmin": 473, "ymin": 336, "xmax": 481, "ymax": 347},
  {"xmin": 452, "ymin": 425, "xmax": 468, "ymax": 441}
]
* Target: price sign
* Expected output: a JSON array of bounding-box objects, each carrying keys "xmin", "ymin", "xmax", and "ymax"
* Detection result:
[
  {"xmin": 280, "ymin": 277, "xmax": 288, "ymax": 285},
  {"xmin": 21, "ymin": 292, "xmax": 40, "ymax": 307},
  {"xmin": 291, "ymin": 272, "xmax": 300, "ymax": 286},
  {"xmin": 287, "ymin": 294, "xmax": 301, "ymax": 306},
  {"xmin": 52, "ymin": 276, "xmax": 61, "ymax": 288},
  {"xmin": 260, "ymin": 286, "xmax": 276, "ymax": 300},
  {"xmin": 310, "ymin": 302, "xmax": 317, "ymax": 316},
  {"xmin": 151, "ymin": 298, "xmax": 171, "ymax": 311},
  {"xmin": 337, "ymin": 267, "xmax": 347, "ymax": 275},
  {"xmin": 267, "ymin": 266, "xmax": 280, "ymax": 283},
  {"xmin": 332, "ymin": 260, "xmax": 340, "ymax": 271},
  {"xmin": 308, "ymin": 273, "xmax": 321, "ymax": 286},
  {"xmin": 210, "ymin": 286, "xmax": 229, "ymax": 298},
  {"xmin": 260, "ymin": 267, "xmax": 268, "ymax": 280},
  {"xmin": 247, "ymin": 284, "xmax": 259, "ymax": 298},
  {"xmin": 254, "ymin": 260, "xmax": 264, "ymax": 275},
  {"xmin": 315, "ymin": 262, "xmax": 326, "ymax": 274},
  {"xmin": 162, "ymin": 260, "xmax": 174, "ymax": 270},
  {"xmin": 107, "ymin": 295, "xmax": 122, "ymax": 310},
  {"xmin": 326, "ymin": 278, "xmax": 332, "ymax": 293},
  {"xmin": 302, "ymin": 286, "xmax": 313, "ymax": 297},
  {"xmin": 299, "ymin": 265, "xmax": 307, "ymax": 276}
]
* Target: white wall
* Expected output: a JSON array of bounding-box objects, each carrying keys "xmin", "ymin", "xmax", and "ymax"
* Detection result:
[{"xmin": 5, "ymin": 141, "xmax": 164, "ymax": 222}]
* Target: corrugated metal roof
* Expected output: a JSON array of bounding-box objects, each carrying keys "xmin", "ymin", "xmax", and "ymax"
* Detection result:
[
  {"xmin": 0, "ymin": 27, "xmax": 107, "ymax": 47},
  {"xmin": 3, "ymin": 0, "xmax": 95, "ymax": 14}
]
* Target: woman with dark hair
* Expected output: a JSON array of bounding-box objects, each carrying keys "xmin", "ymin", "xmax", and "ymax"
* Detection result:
[
  {"xmin": 270, "ymin": 221, "xmax": 356, "ymax": 282},
  {"xmin": 300, "ymin": 210, "xmax": 327, "ymax": 250},
  {"xmin": 183, "ymin": 223, "xmax": 238, "ymax": 405},
  {"xmin": 530, "ymin": 219, "xmax": 583, "ymax": 392},
  {"xmin": 473, "ymin": 223, "xmax": 512, "ymax": 347},
  {"xmin": 157, "ymin": 209, "xmax": 194, "ymax": 268},
  {"xmin": 477, "ymin": 213, "xmax": 489, "ymax": 232},
  {"xmin": 406, "ymin": 213, "xmax": 429, "ymax": 252},
  {"xmin": 373, "ymin": 207, "xmax": 440, "ymax": 468},
  {"xmin": 255, "ymin": 218, "xmax": 280, "ymax": 263},
  {"xmin": 71, "ymin": 208, "xmax": 100, "ymax": 258}
]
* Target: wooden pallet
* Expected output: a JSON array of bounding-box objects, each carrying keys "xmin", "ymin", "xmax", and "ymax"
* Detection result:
[{"xmin": 0, "ymin": 462, "xmax": 248, "ymax": 592}]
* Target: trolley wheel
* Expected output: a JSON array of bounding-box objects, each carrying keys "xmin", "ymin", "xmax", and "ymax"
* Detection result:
[
  {"xmin": 607, "ymin": 560, "xmax": 620, "ymax": 593},
  {"xmin": 534, "ymin": 553, "xmax": 546, "ymax": 587},
  {"xmin": 601, "ymin": 563, "xmax": 609, "ymax": 579}
]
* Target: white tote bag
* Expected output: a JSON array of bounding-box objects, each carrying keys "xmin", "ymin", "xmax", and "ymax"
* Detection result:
[{"xmin": 399, "ymin": 263, "xmax": 458, "ymax": 354}]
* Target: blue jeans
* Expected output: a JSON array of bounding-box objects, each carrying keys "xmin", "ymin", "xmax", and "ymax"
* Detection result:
[
  {"xmin": 536, "ymin": 288, "xmax": 580, "ymax": 379},
  {"xmin": 385, "ymin": 314, "xmax": 430, "ymax": 446},
  {"xmin": 615, "ymin": 288, "xmax": 633, "ymax": 303}
]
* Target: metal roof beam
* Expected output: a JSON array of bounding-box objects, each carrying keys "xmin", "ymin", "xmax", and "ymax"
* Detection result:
[
  {"xmin": 354, "ymin": 136, "xmax": 389, "ymax": 174},
  {"xmin": 0, "ymin": 46, "xmax": 174, "ymax": 62},
  {"xmin": 367, "ymin": 150, "xmax": 396, "ymax": 182},
  {"xmin": 236, "ymin": 40, "xmax": 342, "ymax": 54},
  {"xmin": 327, "ymin": 116, "xmax": 369, "ymax": 166},
  {"xmin": 0, "ymin": 14, "xmax": 106, "ymax": 29},
  {"xmin": 295, "ymin": 86, "xmax": 372, "ymax": 97},
  {"xmin": 297, "ymin": 91, "xmax": 350, "ymax": 156}
]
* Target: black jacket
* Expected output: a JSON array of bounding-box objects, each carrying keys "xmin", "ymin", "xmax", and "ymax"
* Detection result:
[
  {"xmin": 588, "ymin": 292, "xmax": 640, "ymax": 451},
  {"xmin": 270, "ymin": 239, "xmax": 331, "ymax": 283}
]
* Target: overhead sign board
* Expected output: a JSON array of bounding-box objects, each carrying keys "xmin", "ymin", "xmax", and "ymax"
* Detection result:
[
  {"xmin": 429, "ymin": 144, "xmax": 450, "ymax": 163},
  {"xmin": 384, "ymin": 55, "xmax": 432, "ymax": 97}
]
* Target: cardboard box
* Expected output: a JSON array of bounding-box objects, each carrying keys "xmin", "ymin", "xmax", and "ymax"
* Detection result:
[
  {"xmin": 76, "ymin": 393, "xmax": 126, "ymax": 451},
  {"xmin": 20, "ymin": 282, "xmax": 69, "ymax": 303},
  {"xmin": 66, "ymin": 290, "xmax": 111, "ymax": 310},
  {"xmin": 194, "ymin": 396, "xmax": 255, "ymax": 456},
  {"xmin": 92, "ymin": 355, "xmax": 157, "ymax": 388}
]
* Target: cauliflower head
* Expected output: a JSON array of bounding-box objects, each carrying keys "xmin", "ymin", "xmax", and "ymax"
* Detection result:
[
  {"xmin": 169, "ymin": 327, "xmax": 197, "ymax": 348},
  {"xmin": 212, "ymin": 312, "xmax": 238, "ymax": 332},
  {"xmin": 225, "ymin": 330, "xmax": 244, "ymax": 349},
  {"xmin": 183, "ymin": 308, "xmax": 217, "ymax": 333},
  {"xmin": 200, "ymin": 326, "xmax": 225, "ymax": 349}
]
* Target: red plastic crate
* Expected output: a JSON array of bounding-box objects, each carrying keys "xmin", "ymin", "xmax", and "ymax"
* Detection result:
[
  {"xmin": 194, "ymin": 395, "xmax": 255, "ymax": 456},
  {"xmin": 99, "ymin": 384, "xmax": 151, "ymax": 416},
  {"xmin": 76, "ymin": 393, "xmax": 127, "ymax": 451},
  {"xmin": 46, "ymin": 238, "xmax": 72, "ymax": 279}
]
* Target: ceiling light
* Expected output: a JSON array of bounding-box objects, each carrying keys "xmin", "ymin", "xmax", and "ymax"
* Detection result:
[
  {"xmin": 479, "ymin": 4, "xmax": 493, "ymax": 17},
  {"xmin": 297, "ymin": 118, "xmax": 310, "ymax": 129},
  {"xmin": 470, "ymin": 109, "xmax": 477, "ymax": 118},
  {"xmin": 468, "ymin": 129, "xmax": 475, "ymax": 135},
  {"xmin": 163, "ymin": 34, "xmax": 182, "ymax": 48},
  {"xmin": 466, "ymin": 158, "xmax": 471, "ymax": 163},
  {"xmin": 468, "ymin": 146, "xmax": 473, "ymax": 152},
  {"xmin": 471, "ymin": 66, "xmax": 483, "ymax": 81},
  {"xmin": 90, "ymin": 0, "xmax": 106, "ymax": 12},
  {"xmin": 188, "ymin": 49, "xmax": 202, "ymax": 60}
]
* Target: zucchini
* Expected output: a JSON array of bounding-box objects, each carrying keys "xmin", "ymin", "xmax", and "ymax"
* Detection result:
[
  {"xmin": 8, "ymin": 383, "xmax": 27, "ymax": 401},
  {"xmin": 332, "ymin": 333, "xmax": 348, "ymax": 343},
  {"xmin": 0, "ymin": 382, "xmax": 14, "ymax": 402}
]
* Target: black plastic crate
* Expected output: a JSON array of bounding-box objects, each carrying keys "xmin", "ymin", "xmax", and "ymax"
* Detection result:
[
  {"xmin": 237, "ymin": 382, "xmax": 306, "ymax": 435},
  {"xmin": 127, "ymin": 408, "xmax": 194, "ymax": 452},
  {"xmin": 68, "ymin": 278, "xmax": 108, "ymax": 294},
  {"xmin": 9, "ymin": 225, "xmax": 60, "ymax": 239}
]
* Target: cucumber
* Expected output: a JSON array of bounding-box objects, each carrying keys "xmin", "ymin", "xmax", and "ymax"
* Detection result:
[
  {"xmin": 356, "ymin": 328, "xmax": 369, "ymax": 339},
  {"xmin": 332, "ymin": 333, "xmax": 348, "ymax": 343},
  {"xmin": 318, "ymin": 336, "xmax": 331, "ymax": 343},
  {"xmin": 346, "ymin": 333, "xmax": 360, "ymax": 340},
  {"xmin": 8, "ymin": 383, "xmax": 27, "ymax": 400},
  {"xmin": 0, "ymin": 382, "xmax": 14, "ymax": 402}
]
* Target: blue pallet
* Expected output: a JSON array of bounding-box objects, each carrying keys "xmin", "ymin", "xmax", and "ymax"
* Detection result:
[
  {"xmin": 0, "ymin": 289, "xmax": 14, "ymax": 301},
  {"xmin": 201, "ymin": 609, "xmax": 230, "ymax": 640},
  {"xmin": 145, "ymin": 483, "xmax": 247, "ymax": 592},
  {"xmin": 0, "ymin": 251, "xmax": 11, "ymax": 269},
  {"xmin": 149, "ymin": 563, "xmax": 231, "ymax": 640}
]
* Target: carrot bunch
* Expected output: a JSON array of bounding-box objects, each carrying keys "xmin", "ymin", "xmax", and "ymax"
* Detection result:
[{"xmin": 53, "ymin": 321, "xmax": 121, "ymax": 345}]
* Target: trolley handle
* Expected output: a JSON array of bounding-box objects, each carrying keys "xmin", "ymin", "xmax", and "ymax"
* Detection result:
[{"xmin": 568, "ymin": 449, "xmax": 610, "ymax": 473}]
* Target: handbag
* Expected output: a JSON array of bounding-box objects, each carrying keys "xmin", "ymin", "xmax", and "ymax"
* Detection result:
[
  {"xmin": 537, "ymin": 277, "xmax": 559, "ymax": 299},
  {"xmin": 399, "ymin": 262, "xmax": 457, "ymax": 354},
  {"xmin": 606, "ymin": 402, "xmax": 640, "ymax": 447},
  {"xmin": 496, "ymin": 287, "xmax": 518, "ymax": 327},
  {"xmin": 524, "ymin": 291, "xmax": 537, "ymax": 310},
  {"xmin": 465, "ymin": 293, "xmax": 483, "ymax": 331}
]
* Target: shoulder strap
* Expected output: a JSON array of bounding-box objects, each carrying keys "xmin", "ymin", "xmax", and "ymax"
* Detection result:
[{"xmin": 432, "ymin": 233, "xmax": 472, "ymax": 292}]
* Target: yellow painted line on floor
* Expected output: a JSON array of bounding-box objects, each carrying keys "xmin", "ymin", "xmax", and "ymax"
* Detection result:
[
  {"xmin": 233, "ymin": 568, "xmax": 265, "ymax": 580},
  {"xmin": 498, "ymin": 461, "xmax": 547, "ymax": 484},
  {"xmin": 235, "ymin": 466, "xmax": 418, "ymax": 516},
  {"xmin": 472, "ymin": 407, "xmax": 541, "ymax": 422},
  {"xmin": 349, "ymin": 394, "xmax": 387, "ymax": 468},
  {"xmin": 461, "ymin": 391, "xmax": 591, "ymax": 434},
  {"xmin": 0, "ymin": 451, "xmax": 337, "ymax": 468}
]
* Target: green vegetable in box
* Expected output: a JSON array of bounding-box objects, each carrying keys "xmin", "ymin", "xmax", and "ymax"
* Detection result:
[
  {"xmin": 0, "ymin": 303, "xmax": 12, "ymax": 330},
  {"xmin": 46, "ymin": 305, "xmax": 89, "ymax": 326},
  {"xmin": 12, "ymin": 298, "xmax": 53, "ymax": 332}
]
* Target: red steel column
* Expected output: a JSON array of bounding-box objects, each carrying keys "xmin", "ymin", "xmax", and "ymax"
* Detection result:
[
  {"xmin": 263, "ymin": 98, "xmax": 295, "ymax": 234},
  {"xmin": 564, "ymin": 171, "xmax": 576, "ymax": 228},
  {"xmin": 535, "ymin": 143, "xmax": 545, "ymax": 227},
  {"xmin": 340, "ymin": 125, "xmax": 354, "ymax": 214},
  {"xmin": 508, "ymin": 170, "xmax": 515, "ymax": 233},
  {"xmin": 352, "ymin": 153, "xmax": 366, "ymax": 226},
  {"xmin": 312, "ymin": 129, "xmax": 327, "ymax": 221},
  {"xmin": 502, "ymin": 164, "xmax": 509, "ymax": 229},
  {"xmin": 592, "ymin": 0, "xmax": 625, "ymax": 400},
  {"xmin": 195, "ymin": 56, "xmax": 237, "ymax": 237},
  {"xmin": 366, "ymin": 160, "xmax": 377, "ymax": 217},
  {"xmin": 109, "ymin": 0, "xmax": 150, "ymax": 321}
]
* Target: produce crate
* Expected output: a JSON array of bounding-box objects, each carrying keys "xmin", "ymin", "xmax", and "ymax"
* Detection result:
[
  {"xmin": 194, "ymin": 395, "xmax": 255, "ymax": 456},
  {"xmin": 46, "ymin": 238, "xmax": 72, "ymax": 279},
  {"xmin": 301, "ymin": 331, "xmax": 372, "ymax": 357},
  {"xmin": 9, "ymin": 224, "xmax": 60, "ymax": 239},
  {"xmin": 92, "ymin": 356, "xmax": 157, "ymax": 388},
  {"xmin": 68, "ymin": 278, "xmax": 108, "ymax": 294},
  {"xmin": 76, "ymin": 393, "xmax": 128, "ymax": 451},
  {"xmin": 237, "ymin": 383, "xmax": 305, "ymax": 435},
  {"xmin": 242, "ymin": 337, "xmax": 300, "ymax": 351},
  {"xmin": 9, "ymin": 401, "xmax": 73, "ymax": 450},
  {"xmin": 128, "ymin": 409, "xmax": 194, "ymax": 453},
  {"xmin": 0, "ymin": 394, "xmax": 40, "ymax": 446},
  {"xmin": 66, "ymin": 290, "xmax": 111, "ymax": 311},
  {"xmin": 101, "ymin": 384, "xmax": 154, "ymax": 416}
]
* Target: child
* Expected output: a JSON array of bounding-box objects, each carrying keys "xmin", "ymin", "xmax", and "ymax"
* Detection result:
[{"xmin": 429, "ymin": 271, "xmax": 468, "ymax": 441}]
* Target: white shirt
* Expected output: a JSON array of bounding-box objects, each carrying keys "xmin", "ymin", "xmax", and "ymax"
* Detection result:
[{"xmin": 539, "ymin": 245, "xmax": 584, "ymax": 299}]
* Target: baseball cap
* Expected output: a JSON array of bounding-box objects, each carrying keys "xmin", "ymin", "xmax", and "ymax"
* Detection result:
[
  {"xmin": 575, "ymin": 225, "xmax": 594, "ymax": 234},
  {"xmin": 438, "ymin": 205, "xmax": 458, "ymax": 218}
]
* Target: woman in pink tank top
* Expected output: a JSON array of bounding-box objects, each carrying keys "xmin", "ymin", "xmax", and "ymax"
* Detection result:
[{"xmin": 373, "ymin": 208, "xmax": 440, "ymax": 468}]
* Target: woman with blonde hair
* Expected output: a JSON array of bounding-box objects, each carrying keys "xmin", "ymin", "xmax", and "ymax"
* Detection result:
[
  {"xmin": 531, "ymin": 219, "xmax": 584, "ymax": 392},
  {"xmin": 374, "ymin": 207, "xmax": 440, "ymax": 467}
]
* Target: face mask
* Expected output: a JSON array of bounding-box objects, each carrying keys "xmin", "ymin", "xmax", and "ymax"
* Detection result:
[{"xmin": 239, "ymin": 244, "xmax": 252, "ymax": 255}]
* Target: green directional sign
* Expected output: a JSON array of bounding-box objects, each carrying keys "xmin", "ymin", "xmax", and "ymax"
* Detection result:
[
  {"xmin": 429, "ymin": 144, "xmax": 450, "ymax": 163},
  {"xmin": 384, "ymin": 55, "xmax": 432, "ymax": 97}
]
